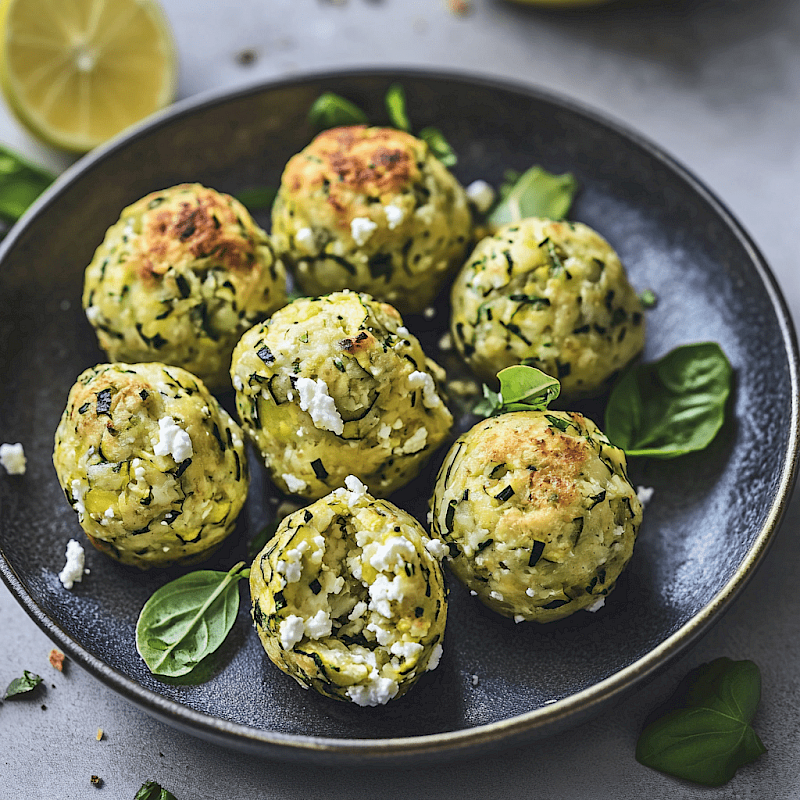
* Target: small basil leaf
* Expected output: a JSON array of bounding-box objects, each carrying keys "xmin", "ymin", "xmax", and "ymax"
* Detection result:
[
  {"xmin": 604, "ymin": 342, "xmax": 732, "ymax": 458},
  {"xmin": 636, "ymin": 659, "xmax": 765, "ymax": 787},
  {"xmin": 134, "ymin": 781, "xmax": 178, "ymax": 800},
  {"xmin": 639, "ymin": 288, "xmax": 657, "ymax": 308},
  {"xmin": 248, "ymin": 520, "xmax": 279, "ymax": 561},
  {"xmin": 488, "ymin": 165, "xmax": 578, "ymax": 227},
  {"xmin": 385, "ymin": 83, "xmax": 411, "ymax": 131},
  {"xmin": 474, "ymin": 366, "xmax": 560, "ymax": 417},
  {"xmin": 308, "ymin": 92, "xmax": 368, "ymax": 130},
  {"xmin": 3, "ymin": 669, "xmax": 43, "ymax": 699},
  {"xmin": 0, "ymin": 145, "xmax": 54, "ymax": 228},
  {"xmin": 418, "ymin": 127, "xmax": 457, "ymax": 167},
  {"xmin": 135, "ymin": 562, "xmax": 249, "ymax": 677},
  {"xmin": 234, "ymin": 186, "xmax": 277, "ymax": 212}
]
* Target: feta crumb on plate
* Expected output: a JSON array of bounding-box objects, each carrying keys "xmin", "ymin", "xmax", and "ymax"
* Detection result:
[
  {"xmin": 0, "ymin": 442, "xmax": 26, "ymax": 475},
  {"xmin": 58, "ymin": 539, "xmax": 86, "ymax": 590}
]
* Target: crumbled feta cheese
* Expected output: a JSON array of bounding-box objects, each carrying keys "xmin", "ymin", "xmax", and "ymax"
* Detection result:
[
  {"xmin": 585, "ymin": 597, "xmax": 605, "ymax": 613},
  {"xmin": 277, "ymin": 541, "xmax": 309, "ymax": 583},
  {"xmin": 295, "ymin": 227, "xmax": 317, "ymax": 253},
  {"xmin": 368, "ymin": 535, "xmax": 415, "ymax": 572},
  {"xmin": 465, "ymin": 179, "xmax": 496, "ymax": 213},
  {"xmin": 71, "ymin": 479, "xmax": 87, "ymax": 517},
  {"xmin": 399, "ymin": 426, "xmax": 428, "ymax": 455},
  {"xmin": 104, "ymin": 507, "xmax": 115, "ymax": 519},
  {"xmin": 295, "ymin": 377, "xmax": 344, "ymax": 435},
  {"xmin": 85, "ymin": 305, "xmax": 101, "ymax": 324},
  {"xmin": 346, "ymin": 674, "xmax": 399, "ymax": 707},
  {"xmin": 304, "ymin": 609, "xmax": 332, "ymax": 640},
  {"xmin": 390, "ymin": 641, "xmax": 423, "ymax": 661},
  {"xmin": 514, "ymin": 614, "xmax": 525, "ymax": 623},
  {"xmin": 367, "ymin": 622, "xmax": 394, "ymax": 646},
  {"xmin": 152, "ymin": 417, "xmax": 193, "ymax": 462},
  {"xmin": 368, "ymin": 573, "xmax": 405, "ymax": 618},
  {"xmin": 525, "ymin": 587, "xmax": 535, "ymax": 597},
  {"xmin": 424, "ymin": 538, "xmax": 449, "ymax": 561},
  {"xmin": 426, "ymin": 642, "xmax": 443, "ymax": 671},
  {"xmin": 233, "ymin": 374, "xmax": 244, "ymax": 391},
  {"xmin": 489, "ymin": 591, "xmax": 504, "ymax": 601},
  {"xmin": 383, "ymin": 203, "xmax": 405, "ymax": 229},
  {"xmin": 282, "ymin": 473, "xmax": 307, "ymax": 494},
  {"xmin": 279, "ymin": 615, "xmax": 305, "ymax": 649},
  {"xmin": 350, "ymin": 216, "xmax": 378, "ymax": 246},
  {"xmin": 0, "ymin": 442, "xmax": 26, "ymax": 475},
  {"xmin": 470, "ymin": 590, "xmax": 478, "ymax": 596},
  {"xmin": 636, "ymin": 486, "xmax": 654, "ymax": 506},
  {"xmin": 407, "ymin": 371, "xmax": 442, "ymax": 408},
  {"xmin": 438, "ymin": 332, "xmax": 453, "ymax": 351},
  {"xmin": 343, "ymin": 474, "xmax": 369, "ymax": 508},
  {"xmin": 396, "ymin": 326, "xmax": 409, "ymax": 336},
  {"xmin": 471, "ymin": 674, "xmax": 479, "ymax": 687},
  {"xmin": 423, "ymin": 306, "xmax": 436, "ymax": 319},
  {"xmin": 58, "ymin": 539, "xmax": 85, "ymax": 590}
]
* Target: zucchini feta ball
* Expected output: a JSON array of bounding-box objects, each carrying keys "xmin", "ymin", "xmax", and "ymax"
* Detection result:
[
  {"xmin": 271, "ymin": 125, "xmax": 472, "ymax": 314},
  {"xmin": 53, "ymin": 362, "xmax": 249, "ymax": 569},
  {"xmin": 230, "ymin": 291, "xmax": 453, "ymax": 499},
  {"xmin": 429, "ymin": 411, "xmax": 642, "ymax": 622},
  {"xmin": 82, "ymin": 183, "xmax": 287, "ymax": 390},
  {"xmin": 450, "ymin": 218, "xmax": 644, "ymax": 399},
  {"xmin": 250, "ymin": 477, "xmax": 448, "ymax": 705}
]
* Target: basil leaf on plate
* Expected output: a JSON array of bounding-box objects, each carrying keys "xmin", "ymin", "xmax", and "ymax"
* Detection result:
[
  {"xmin": 308, "ymin": 92, "xmax": 368, "ymax": 130},
  {"xmin": 473, "ymin": 365, "xmax": 560, "ymax": 417},
  {"xmin": 385, "ymin": 82, "xmax": 411, "ymax": 131},
  {"xmin": 234, "ymin": 186, "xmax": 277, "ymax": 212},
  {"xmin": 636, "ymin": 658, "xmax": 765, "ymax": 786},
  {"xmin": 418, "ymin": 126, "xmax": 457, "ymax": 167},
  {"xmin": 3, "ymin": 669, "xmax": 43, "ymax": 699},
  {"xmin": 488, "ymin": 165, "xmax": 577, "ymax": 226},
  {"xmin": 0, "ymin": 145, "xmax": 54, "ymax": 232},
  {"xmin": 604, "ymin": 342, "xmax": 732, "ymax": 458},
  {"xmin": 134, "ymin": 780, "xmax": 178, "ymax": 800},
  {"xmin": 136, "ymin": 562, "xmax": 249, "ymax": 677}
]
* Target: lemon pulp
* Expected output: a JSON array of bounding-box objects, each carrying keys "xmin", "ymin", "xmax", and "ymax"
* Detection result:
[{"xmin": 0, "ymin": 0, "xmax": 177, "ymax": 152}]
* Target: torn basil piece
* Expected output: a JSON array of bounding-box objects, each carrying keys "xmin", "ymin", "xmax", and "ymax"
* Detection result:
[
  {"xmin": 308, "ymin": 91, "xmax": 368, "ymax": 130},
  {"xmin": 488, "ymin": 165, "xmax": 578, "ymax": 227}
]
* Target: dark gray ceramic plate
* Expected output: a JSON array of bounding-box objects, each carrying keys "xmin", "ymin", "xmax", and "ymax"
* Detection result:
[{"xmin": 0, "ymin": 70, "xmax": 797, "ymax": 765}]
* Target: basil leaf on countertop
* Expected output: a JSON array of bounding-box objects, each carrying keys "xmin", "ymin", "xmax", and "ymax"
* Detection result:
[
  {"xmin": 3, "ymin": 669, "xmax": 43, "ymax": 699},
  {"xmin": 604, "ymin": 342, "xmax": 732, "ymax": 459},
  {"xmin": 636, "ymin": 658, "xmax": 765, "ymax": 786},
  {"xmin": 235, "ymin": 186, "xmax": 277, "ymax": 212},
  {"xmin": 134, "ymin": 780, "xmax": 178, "ymax": 800},
  {"xmin": 136, "ymin": 562, "xmax": 249, "ymax": 678},
  {"xmin": 488, "ymin": 165, "xmax": 578, "ymax": 227},
  {"xmin": 474, "ymin": 365, "xmax": 560, "ymax": 417},
  {"xmin": 308, "ymin": 91, "xmax": 368, "ymax": 130},
  {"xmin": 419, "ymin": 126, "xmax": 457, "ymax": 167},
  {"xmin": 385, "ymin": 82, "xmax": 411, "ymax": 131},
  {"xmin": 0, "ymin": 145, "xmax": 54, "ymax": 231}
]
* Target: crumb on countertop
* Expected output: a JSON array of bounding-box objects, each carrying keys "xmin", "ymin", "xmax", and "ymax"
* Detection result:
[{"xmin": 49, "ymin": 649, "xmax": 65, "ymax": 672}]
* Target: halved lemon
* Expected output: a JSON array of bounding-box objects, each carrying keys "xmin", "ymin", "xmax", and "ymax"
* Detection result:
[{"xmin": 0, "ymin": 0, "xmax": 177, "ymax": 153}]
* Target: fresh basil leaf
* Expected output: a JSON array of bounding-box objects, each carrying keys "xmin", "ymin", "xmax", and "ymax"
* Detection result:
[
  {"xmin": 604, "ymin": 342, "xmax": 732, "ymax": 458},
  {"xmin": 308, "ymin": 92, "xmax": 368, "ymax": 130},
  {"xmin": 3, "ymin": 669, "xmax": 43, "ymax": 699},
  {"xmin": 488, "ymin": 165, "xmax": 578, "ymax": 227},
  {"xmin": 636, "ymin": 658, "xmax": 765, "ymax": 786},
  {"xmin": 418, "ymin": 126, "xmax": 457, "ymax": 167},
  {"xmin": 474, "ymin": 365, "xmax": 560, "ymax": 417},
  {"xmin": 0, "ymin": 145, "xmax": 54, "ymax": 228},
  {"xmin": 248, "ymin": 520, "xmax": 279, "ymax": 561},
  {"xmin": 385, "ymin": 83, "xmax": 411, "ymax": 132},
  {"xmin": 235, "ymin": 186, "xmax": 277, "ymax": 212},
  {"xmin": 134, "ymin": 780, "xmax": 178, "ymax": 800},
  {"xmin": 136, "ymin": 562, "xmax": 250, "ymax": 677}
]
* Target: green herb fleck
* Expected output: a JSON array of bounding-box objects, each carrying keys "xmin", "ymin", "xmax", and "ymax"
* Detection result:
[
  {"xmin": 385, "ymin": 83, "xmax": 411, "ymax": 131},
  {"xmin": 419, "ymin": 126, "xmax": 457, "ymax": 167},
  {"xmin": 636, "ymin": 658, "xmax": 766, "ymax": 786},
  {"xmin": 639, "ymin": 288, "xmax": 657, "ymax": 308},
  {"xmin": 0, "ymin": 145, "xmax": 54, "ymax": 235},
  {"xmin": 134, "ymin": 780, "xmax": 178, "ymax": 800},
  {"xmin": 3, "ymin": 670, "xmax": 43, "ymax": 699},
  {"xmin": 488, "ymin": 165, "xmax": 578, "ymax": 227},
  {"xmin": 308, "ymin": 92, "xmax": 368, "ymax": 130}
]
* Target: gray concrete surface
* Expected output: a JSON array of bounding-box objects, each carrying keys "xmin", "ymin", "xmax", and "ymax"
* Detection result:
[{"xmin": 2, "ymin": 0, "xmax": 799, "ymax": 796}]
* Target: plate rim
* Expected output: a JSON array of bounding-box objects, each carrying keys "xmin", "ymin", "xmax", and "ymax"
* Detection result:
[{"xmin": 1, "ymin": 66, "xmax": 798, "ymax": 763}]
